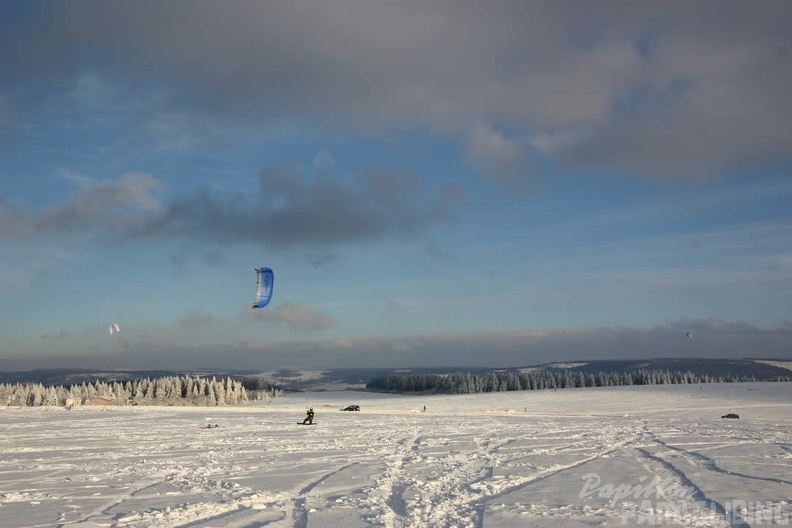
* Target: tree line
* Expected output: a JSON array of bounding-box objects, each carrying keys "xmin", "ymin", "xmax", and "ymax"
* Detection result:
[
  {"xmin": 366, "ymin": 369, "xmax": 792, "ymax": 394},
  {"xmin": 1, "ymin": 375, "xmax": 283, "ymax": 407}
]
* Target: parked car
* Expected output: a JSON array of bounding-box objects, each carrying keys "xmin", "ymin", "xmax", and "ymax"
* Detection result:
[{"xmin": 341, "ymin": 405, "xmax": 360, "ymax": 411}]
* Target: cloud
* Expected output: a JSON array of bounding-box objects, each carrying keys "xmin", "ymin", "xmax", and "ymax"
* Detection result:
[
  {"xmin": 252, "ymin": 302, "xmax": 333, "ymax": 333},
  {"xmin": 0, "ymin": 172, "xmax": 165, "ymax": 239},
  {"xmin": 0, "ymin": 94, "xmax": 12, "ymax": 143},
  {"xmin": 40, "ymin": 329, "xmax": 71, "ymax": 340},
  {"xmin": 313, "ymin": 149, "xmax": 334, "ymax": 168},
  {"xmin": 132, "ymin": 164, "xmax": 464, "ymax": 248},
  {"xmin": 4, "ymin": 318, "xmax": 790, "ymax": 370},
  {"xmin": 0, "ymin": 199, "xmax": 31, "ymax": 239},
  {"xmin": 464, "ymin": 124, "xmax": 552, "ymax": 190},
  {"xmin": 1, "ymin": 164, "xmax": 462, "ymax": 251},
  {"xmin": 464, "ymin": 123, "xmax": 529, "ymax": 182},
  {"xmin": 304, "ymin": 253, "xmax": 340, "ymax": 267},
  {"xmin": 0, "ymin": 244, "xmax": 76, "ymax": 291},
  {"xmin": 466, "ymin": 124, "xmax": 522, "ymax": 167},
  {"xmin": 178, "ymin": 311, "xmax": 215, "ymax": 328},
  {"xmin": 562, "ymin": 41, "xmax": 792, "ymax": 176},
  {"xmin": 209, "ymin": 318, "xmax": 792, "ymax": 368},
  {"xmin": 0, "ymin": 171, "xmax": 166, "ymax": 279},
  {"xmin": 2, "ymin": 1, "xmax": 789, "ymax": 177}
]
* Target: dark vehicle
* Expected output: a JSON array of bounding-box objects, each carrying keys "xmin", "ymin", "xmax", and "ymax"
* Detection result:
[
  {"xmin": 341, "ymin": 405, "xmax": 360, "ymax": 411},
  {"xmin": 722, "ymin": 413, "xmax": 740, "ymax": 419}
]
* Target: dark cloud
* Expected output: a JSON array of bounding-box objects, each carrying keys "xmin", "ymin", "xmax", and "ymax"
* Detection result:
[
  {"xmin": 561, "ymin": 42, "xmax": 792, "ymax": 176},
  {"xmin": 1, "ymin": 1, "xmax": 790, "ymax": 176},
  {"xmin": 6, "ymin": 318, "xmax": 790, "ymax": 370},
  {"xmin": 132, "ymin": 165, "xmax": 464, "ymax": 248},
  {"xmin": 0, "ymin": 198, "xmax": 32, "ymax": 238},
  {"xmin": 40, "ymin": 329, "xmax": 71, "ymax": 340},
  {"xmin": 1, "ymin": 166, "xmax": 463, "ymax": 250},
  {"xmin": 34, "ymin": 173, "xmax": 164, "ymax": 235},
  {"xmin": 304, "ymin": 253, "xmax": 340, "ymax": 268},
  {"xmin": 226, "ymin": 318, "xmax": 792, "ymax": 368},
  {"xmin": 178, "ymin": 311, "xmax": 215, "ymax": 328},
  {"xmin": 249, "ymin": 302, "xmax": 333, "ymax": 334},
  {"xmin": 0, "ymin": 173, "xmax": 164, "ymax": 243}
]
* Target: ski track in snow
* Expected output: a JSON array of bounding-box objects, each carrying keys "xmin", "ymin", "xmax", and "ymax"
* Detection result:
[{"xmin": 1, "ymin": 383, "xmax": 791, "ymax": 527}]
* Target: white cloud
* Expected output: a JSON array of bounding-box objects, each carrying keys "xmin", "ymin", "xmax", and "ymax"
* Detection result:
[
  {"xmin": 313, "ymin": 149, "xmax": 334, "ymax": 167},
  {"xmin": 54, "ymin": 167, "xmax": 94, "ymax": 188},
  {"xmin": 528, "ymin": 130, "xmax": 583, "ymax": 155},
  {"xmin": 253, "ymin": 302, "xmax": 334, "ymax": 334},
  {"xmin": 466, "ymin": 124, "xmax": 521, "ymax": 167},
  {"xmin": 36, "ymin": 172, "xmax": 165, "ymax": 234}
]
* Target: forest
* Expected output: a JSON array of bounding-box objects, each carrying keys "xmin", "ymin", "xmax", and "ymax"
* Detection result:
[
  {"xmin": 366, "ymin": 368, "xmax": 792, "ymax": 394},
  {"xmin": 5, "ymin": 368, "xmax": 791, "ymax": 407},
  {"xmin": 1, "ymin": 375, "xmax": 282, "ymax": 407}
]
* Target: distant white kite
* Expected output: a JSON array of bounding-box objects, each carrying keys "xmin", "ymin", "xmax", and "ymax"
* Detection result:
[{"xmin": 108, "ymin": 323, "xmax": 121, "ymax": 335}]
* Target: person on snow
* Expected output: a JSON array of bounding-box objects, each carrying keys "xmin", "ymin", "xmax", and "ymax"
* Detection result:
[{"xmin": 302, "ymin": 407, "xmax": 314, "ymax": 424}]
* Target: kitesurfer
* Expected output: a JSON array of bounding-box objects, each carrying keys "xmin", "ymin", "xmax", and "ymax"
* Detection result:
[{"xmin": 302, "ymin": 407, "xmax": 314, "ymax": 424}]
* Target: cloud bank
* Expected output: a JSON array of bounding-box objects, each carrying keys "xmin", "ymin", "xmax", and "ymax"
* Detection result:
[
  {"xmin": 4, "ymin": 318, "xmax": 790, "ymax": 371},
  {"xmin": 1, "ymin": 1, "xmax": 790, "ymax": 177},
  {"xmin": 0, "ymin": 166, "xmax": 464, "ymax": 250},
  {"xmin": 253, "ymin": 302, "xmax": 334, "ymax": 334}
]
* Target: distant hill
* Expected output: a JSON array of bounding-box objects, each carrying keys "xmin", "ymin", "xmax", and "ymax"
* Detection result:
[
  {"xmin": 1, "ymin": 359, "xmax": 789, "ymax": 391},
  {"xmin": 528, "ymin": 358, "xmax": 792, "ymax": 380},
  {"xmin": 247, "ymin": 367, "xmax": 489, "ymax": 391},
  {"xmin": 0, "ymin": 366, "xmax": 488, "ymax": 392}
]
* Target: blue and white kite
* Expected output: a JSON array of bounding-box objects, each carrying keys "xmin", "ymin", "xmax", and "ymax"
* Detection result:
[{"xmin": 252, "ymin": 267, "xmax": 274, "ymax": 308}]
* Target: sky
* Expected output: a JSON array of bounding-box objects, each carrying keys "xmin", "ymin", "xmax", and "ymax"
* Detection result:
[{"xmin": 1, "ymin": 0, "xmax": 791, "ymax": 370}]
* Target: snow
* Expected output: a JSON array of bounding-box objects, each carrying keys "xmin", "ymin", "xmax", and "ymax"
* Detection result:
[
  {"xmin": 755, "ymin": 360, "xmax": 792, "ymax": 373},
  {"xmin": 1, "ymin": 382, "xmax": 791, "ymax": 527}
]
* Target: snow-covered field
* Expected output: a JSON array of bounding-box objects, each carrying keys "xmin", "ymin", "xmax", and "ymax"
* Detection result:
[{"xmin": 1, "ymin": 383, "xmax": 791, "ymax": 527}]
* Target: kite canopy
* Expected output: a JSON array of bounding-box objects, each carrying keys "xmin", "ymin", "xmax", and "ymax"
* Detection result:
[
  {"xmin": 685, "ymin": 331, "xmax": 694, "ymax": 338},
  {"xmin": 252, "ymin": 267, "xmax": 274, "ymax": 308},
  {"xmin": 108, "ymin": 323, "xmax": 121, "ymax": 335}
]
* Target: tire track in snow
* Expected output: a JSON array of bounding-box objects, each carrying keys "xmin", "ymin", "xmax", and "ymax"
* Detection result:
[
  {"xmin": 292, "ymin": 462, "xmax": 361, "ymax": 528},
  {"xmin": 479, "ymin": 435, "xmax": 636, "ymax": 503},
  {"xmin": 634, "ymin": 422, "xmax": 792, "ymax": 527},
  {"xmin": 364, "ymin": 421, "xmax": 644, "ymax": 527},
  {"xmin": 626, "ymin": 425, "xmax": 733, "ymax": 527},
  {"xmin": 636, "ymin": 445, "xmax": 740, "ymax": 527},
  {"xmin": 652, "ymin": 435, "xmax": 792, "ymax": 487},
  {"xmin": 468, "ymin": 420, "xmax": 646, "ymax": 524}
]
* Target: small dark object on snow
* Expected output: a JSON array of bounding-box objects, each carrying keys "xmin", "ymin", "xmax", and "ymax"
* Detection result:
[
  {"xmin": 721, "ymin": 413, "xmax": 739, "ymax": 419},
  {"xmin": 341, "ymin": 405, "xmax": 360, "ymax": 411}
]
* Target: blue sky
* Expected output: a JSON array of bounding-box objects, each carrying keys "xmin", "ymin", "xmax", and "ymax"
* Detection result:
[{"xmin": 1, "ymin": 1, "xmax": 791, "ymax": 370}]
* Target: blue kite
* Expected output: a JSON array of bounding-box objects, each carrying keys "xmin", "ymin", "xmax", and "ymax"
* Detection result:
[{"xmin": 252, "ymin": 267, "xmax": 274, "ymax": 308}]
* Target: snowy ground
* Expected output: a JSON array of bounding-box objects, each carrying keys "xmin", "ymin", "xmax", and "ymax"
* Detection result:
[{"xmin": 1, "ymin": 383, "xmax": 791, "ymax": 527}]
